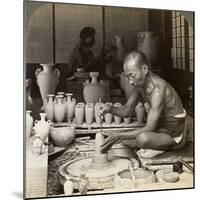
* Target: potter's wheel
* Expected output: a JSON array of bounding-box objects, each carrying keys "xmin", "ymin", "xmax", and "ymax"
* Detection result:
[{"xmin": 59, "ymin": 156, "xmax": 133, "ymax": 189}]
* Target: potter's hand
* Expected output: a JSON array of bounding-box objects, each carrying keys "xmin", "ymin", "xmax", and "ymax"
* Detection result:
[
  {"xmin": 100, "ymin": 133, "xmax": 119, "ymax": 153},
  {"xmin": 97, "ymin": 103, "xmax": 111, "ymax": 117}
]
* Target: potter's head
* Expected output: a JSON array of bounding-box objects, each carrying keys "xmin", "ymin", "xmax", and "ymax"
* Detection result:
[
  {"xmin": 123, "ymin": 51, "xmax": 150, "ymax": 86},
  {"xmin": 80, "ymin": 27, "xmax": 96, "ymax": 47}
]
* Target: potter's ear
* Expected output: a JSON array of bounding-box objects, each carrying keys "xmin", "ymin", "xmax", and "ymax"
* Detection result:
[{"xmin": 142, "ymin": 64, "xmax": 149, "ymax": 75}]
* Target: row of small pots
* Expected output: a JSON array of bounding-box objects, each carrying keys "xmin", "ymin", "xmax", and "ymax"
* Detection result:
[{"xmin": 45, "ymin": 92, "xmax": 76, "ymax": 123}]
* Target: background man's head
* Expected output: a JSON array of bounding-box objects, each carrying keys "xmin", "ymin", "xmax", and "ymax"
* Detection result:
[
  {"xmin": 123, "ymin": 51, "xmax": 150, "ymax": 85},
  {"xmin": 80, "ymin": 27, "xmax": 96, "ymax": 47}
]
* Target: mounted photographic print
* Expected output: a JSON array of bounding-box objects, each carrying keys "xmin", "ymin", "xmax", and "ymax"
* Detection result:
[{"xmin": 24, "ymin": 0, "xmax": 194, "ymax": 199}]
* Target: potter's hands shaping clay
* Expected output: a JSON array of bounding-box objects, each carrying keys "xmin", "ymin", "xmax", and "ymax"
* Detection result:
[
  {"xmin": 96, "ymin": 103, "xmax": 112, "ymax": 117},
  {"xmin": 100, "ymin": 132, "xmax": 120, "ymax": 153}
]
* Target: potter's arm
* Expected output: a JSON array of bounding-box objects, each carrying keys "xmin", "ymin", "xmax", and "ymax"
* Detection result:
[
  {"xmin": 109, "ymin": 90, "xmax": 139, "ymax": 118},
  {"xmin": 117, "ymin": 87, "xmax": 165, "ymax": 140}
]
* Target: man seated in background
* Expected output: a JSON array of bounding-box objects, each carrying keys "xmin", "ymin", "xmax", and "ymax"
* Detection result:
[
  {"xmin": 98, "ymin": 50, "xmax": 187, "ymax": 158},
  {"xmin": 67, "ymin": 26, "xmax": 97, "ymax": 76}
]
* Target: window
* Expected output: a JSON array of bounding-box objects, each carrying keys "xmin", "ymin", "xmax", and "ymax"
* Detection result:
[{"xmin": 171, "ymin": 11, "xmax": 194, "ymax": 72}]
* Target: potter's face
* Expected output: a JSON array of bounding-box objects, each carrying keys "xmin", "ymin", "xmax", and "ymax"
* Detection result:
[
  {"xmin": 124, "ymin": 60, "xmax": 146, "ymax": 86},
  {"xmin": 82, "ymin": 36, "xmax": 95, "ymax": 47}
]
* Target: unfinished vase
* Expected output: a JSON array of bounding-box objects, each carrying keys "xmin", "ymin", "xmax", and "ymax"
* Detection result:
[
  {"xmin": 54, "ymin": 95, "xmax": 66, "ymax": 122},
  {"xmin": 26, "ymin": 110, "xmax": 33, "ymax": 138},
  {"xmin": 45, "ymin": 94, "xmax": 55, "ymax": 121},
  {"xmin": 114, "ymin": 102, "xmax": 122, "ymax": 124},
  {"xmin": 35, "ymin": 64, "xmax": 60, "ymax": 111},
  {"xmin": 33, "ymin": 113, "xmax": 51, "ymax": 142},
  {"xmin": 83, "ymin": 72, "xmax": 107, "ymax": 104},
  {"xmin": 75, "ymin": 102, "xmax": 85, "ymax": 125},
  {"xmin": 65, "ymin": 93, "xmax": 75, "ymax": 123},
  {"xmin": 104, "ymin": 102, "xmax": 113, "ymax": 124},
  {"xmin": 85, "ymin": 103, "xmax": 94, "ymax": 124}
]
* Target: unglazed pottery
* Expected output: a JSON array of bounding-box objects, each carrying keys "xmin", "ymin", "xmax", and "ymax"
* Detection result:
[
  {"xmin": 35, "ymin": 64, "xmax": 60, "ymax": 110},
  {"xmin": 104, "ymin": 102, "xmax": 113, "ymax": 124},
  {"xmin": 137, "ymin": 31, "xmax": 159, "ymax": 64},
  {"xmin": 65, "ymin": 93, "xmax": 76, "ymax": 123},
  {"xmin": 26, "ymin": 110, "xmax": 33, "ymax": 138},
  {"xmin": 135, "ymin": 102, "xmax": 145, "ymax": 124},
  {"xmin": 33, "ymin": 113, "xmax": 51, "ymax": 142},
  {"xmin": 45, "ymin": 94, "xmax": 55, "ymax": 121},
  {"xmin": 124, "ymin": 115, "xmax": 131, "ymax": 124},
  {"xmin": 114, "ymin": 102, "xmax": 122, "ymax": 124},
  {"xmin": 83, "ymin": 72, "xmax": 107, "ymax": 103},
  {"xmin": 85, "ymin": 103, "xmax": 94, "ymax": 124},
  {"xmin": 64, "ymin": 180, "xmax": 74, "ymax": 195},
  {"xmin": 75, "ymin": 103, "xmax": 85, "ymax": 125},
  {"xmin": 50, "ymin": 124, "xmax": 75, "ymax": 147},
  {"xmin": 54, "ymin": 95, "xmax": 66, "ymax": 122}
]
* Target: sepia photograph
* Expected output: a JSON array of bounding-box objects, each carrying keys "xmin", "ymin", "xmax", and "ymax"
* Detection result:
[{"xmin": 24, "ymin": 0, "xmax": 194, "ymax": 199}]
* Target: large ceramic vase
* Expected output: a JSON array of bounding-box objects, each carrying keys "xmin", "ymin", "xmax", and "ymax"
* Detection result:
[
  {"xmin": 65, "ymin": 93, "xmax": 76, "ymax": 123},
  {"xmin": 135, "ymin": 102, "xmax": 146, "ymax": 124},
  {"xmin": 54, "ymin": 95, "xmax": 66, "ymax": 123},
  {"xmin": 83, "ymin": 72, "xmax": 107, "ymax": 104},
  {"xmin": 75, "ymin": 103, "xmax": 85, "ymax": 125},
  {"xmin": 113, "ymin": 35, "xmax": 127, "ymax": 64},
  {"xmin": 85, "ymin": 103, "xmax": 94, "ymax": 125},
  {"xmin": 114, "ymin": 102, "xmax": 122, "ymax": 124},
  {"xmin": 104, "ymin": 102, "xmax": 113, "ymax": 124},
  {"xmin": 26, "ymin": 110, "xmax": 33, "ymax": 138},
  {"xmin": 33, "ymin": 113, "xmax": 51, "ymax": 142},
  {"xmin": 35, "ymin": 64, "xmax": 60, "ymax": 110},
  {"xmin": 137, "ymin": 31, "xmax": 159, "ymax": 64},
  {"xmin": 119, "ymin": 72, "xmax": 135, "ymax": 100},
  {"xmin": 45, "ymin": 94, "xmax": 55, "ymax": 121}
]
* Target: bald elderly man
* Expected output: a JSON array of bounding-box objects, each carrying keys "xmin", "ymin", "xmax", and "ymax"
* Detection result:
[{"xmin": 99, "ymin": 51, "xmax": 186, "ymax": 158}]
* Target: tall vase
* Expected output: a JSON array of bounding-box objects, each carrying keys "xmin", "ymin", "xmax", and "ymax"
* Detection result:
[
  {"xmin": 35, "ymin": 64, "xmax": 60, "ymax": 111},
  {"xmin": 45, "ymin": 94, "xmax": 55, "ymax": 121},
  {"xmin": 75, "ymin": 103, "xmax": 85, "ymax": 125},
  {"xmin": 85, "ymin": 103, "xmax": 94, "ymax": 124},
  {"xmin": 32, "ymin": 113, "xmax": 51, "ymax": 142},
  {"xmin": 54, "ymin": 95, "xmax": 66, "ymax": 123},
  {"xmin": 114, "ymin": 102, "xmax": 122, "ymax": 124},
  {"xmin": 135, "ymin": 102, "xmax": 145, "ymax": 124},
  {"xmin": 26, "ymin": 110, "xmax": 33, "ymax": 138},
  {"xmin": 137, "ymin": 31, "xmax": 159, "ymax": 65},
  {"xmin": 104, "ymin": 102, "xmax": 113, "ymax": 124},
  {"xmin": 83, "ymin": 72, "xmax": 108, "ymax": 104},
  {"xmin": 66, "ymin": 93, "xmax": 75, "ymax": 123}
]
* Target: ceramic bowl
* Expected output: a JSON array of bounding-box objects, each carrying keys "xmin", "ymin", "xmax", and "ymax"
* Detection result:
[{"xmin": 50, "ymin": 124, "xmax": 75, "ymax": 147}]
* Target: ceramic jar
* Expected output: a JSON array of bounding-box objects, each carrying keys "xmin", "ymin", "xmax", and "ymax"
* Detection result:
[
  {"xmin": 85, "ymin": 103, "xmax": 94, "ymax": 124},
  {"xmin": 64, "ymin": 181, "xmax": 74, "ymax": 196},
  {"xmin": 45, "ymin": 94, "xmax": 55, "ymax": 121},
  {"xmin": 114, "ymin": 102, "xmax": 122, "ymax": 124},
  {"xmin": 32, "ymin": 113, "xmax": 51, "ymax": 142},
  {"xmin": 137, "ymin": 31, "xmax": 159, "ymax": 64},
  {"xmin": 124, "ymin": 115, "xmax": 131, "ymax": 124},
  {"xmin": 135, "ymin": 102, "xmax": 146, "ymax": 124},
  {"xmin": 75, "ymin": 102, "xmax": 85, "ymax": 125},
  {"xmin": 50, "ymin": 124, "xmax": 75, "ymax": 147},
  {"xmin": 54, "ymin": 95, "xmax": 66, "ymax": 122},
  {"xmin": 35, "ymin": 64, "xmax": 60, "ymax": 111},
  {"xmin": 104, "ymin": 102, "xmax": 113, "ymax": 124},
  {"xmin": 26, "ymin": 110, "xmax": 33, "ymax": 138},
  {"xmin": 65, "ymin": 93, "xmax": 76, "ymax": 123},
  {"xmin": 83, "ymin": 72, "xmax": 107, "ymax": 104}
]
